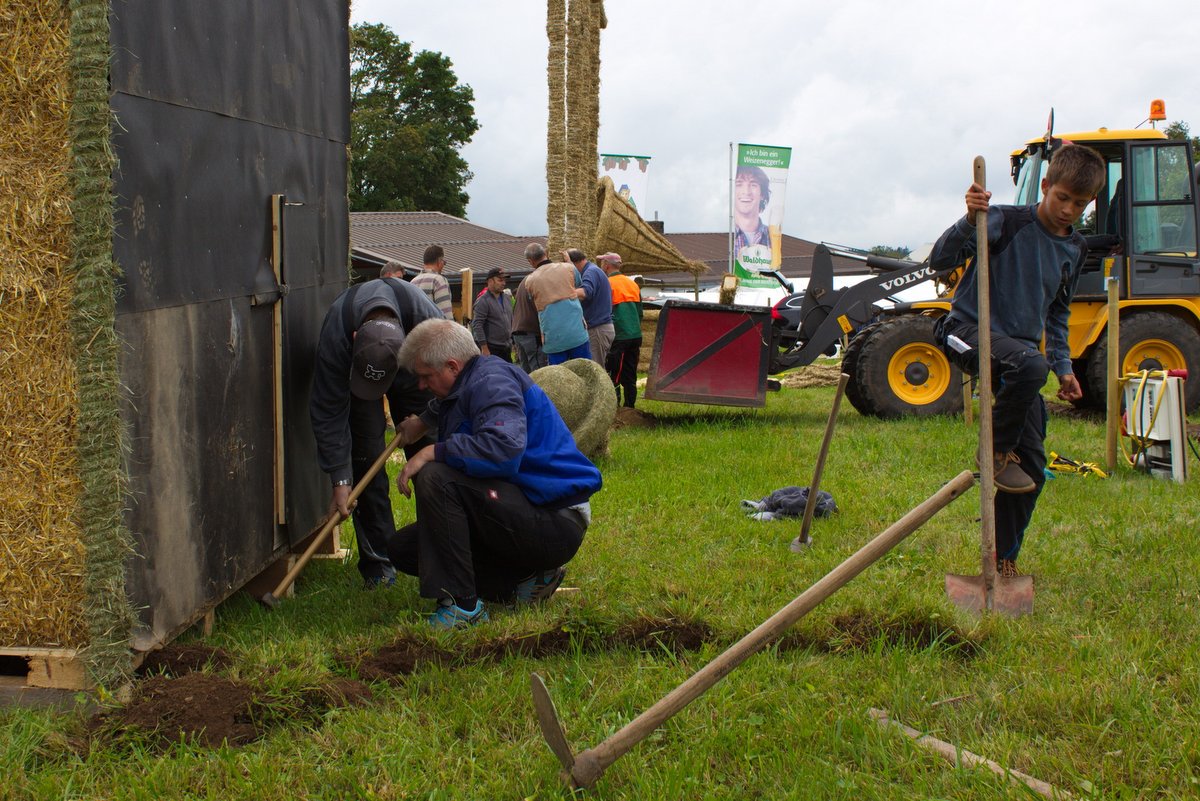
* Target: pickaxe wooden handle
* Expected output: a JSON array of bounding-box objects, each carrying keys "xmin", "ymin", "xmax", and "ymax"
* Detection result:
[{"xmin": 534, "ymin": 469, "xmax": 975, "ymax": 788}]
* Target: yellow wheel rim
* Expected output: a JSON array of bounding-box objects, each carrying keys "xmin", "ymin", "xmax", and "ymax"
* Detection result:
[
  {"xmin": 1123, "ymin": 338, "xmax": 1186, "ymax": 374},
  {"xmin": 887, "ymin": 342, "xmax": 952, "ymax": 405}
]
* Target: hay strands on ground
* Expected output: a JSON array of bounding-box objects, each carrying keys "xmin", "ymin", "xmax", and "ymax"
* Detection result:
[
  {"xmin": 869, "ymin": 708, "xmax": 1073, "ymax": 799},
  {"xmin": 532, "ymin": 470, "xmax": 974, "ymax": 790}
]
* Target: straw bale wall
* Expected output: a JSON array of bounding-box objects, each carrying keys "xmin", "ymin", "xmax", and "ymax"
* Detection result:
[
  {"xmin": 0, "ymin": 1, "xmax": 87, "ymax": 648},
  {"xmin": 0, "ymin": 0, "xmax": 133, "ymax": 688}
]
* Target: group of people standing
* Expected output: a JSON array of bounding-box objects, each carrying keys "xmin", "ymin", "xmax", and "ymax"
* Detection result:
[
  {"xmin": 517, "ymin": 243, "xmax": 643, "ymax": 407},
  {"xmin": 307, "ymin": 241, "xmax": 643, "ymax": 629}
]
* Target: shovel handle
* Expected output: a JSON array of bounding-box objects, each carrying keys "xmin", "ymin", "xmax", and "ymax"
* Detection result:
[
  {"xmin": 263, "ymin": 430, "xmax": 407, "ymax": 605},
  {"xmin": 973, "ymin": 156, "xmax": 997, "ymax": 591}
]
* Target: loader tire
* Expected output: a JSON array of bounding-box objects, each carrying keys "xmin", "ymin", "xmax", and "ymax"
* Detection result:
[
  {"xmin": 841, "ymin": 322, "xmax": 880, "ymax": 417},
  {"xmin": 853, "ymin": 315, "xmax": 963, "ymax": 419},
  {"xmin": 1084, "ymin": 311, "xmax": 1200, "ymax": 412}
]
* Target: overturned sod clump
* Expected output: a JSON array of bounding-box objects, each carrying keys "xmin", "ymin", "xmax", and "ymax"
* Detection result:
[{"xmin": 344, "ymin": 615, "xmax": 716, "ymax": 682}]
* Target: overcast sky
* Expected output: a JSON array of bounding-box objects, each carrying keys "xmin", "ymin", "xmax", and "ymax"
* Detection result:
[{"xmin": 350, "ymin": 0, "xmax": 1200, "ymax": 251}]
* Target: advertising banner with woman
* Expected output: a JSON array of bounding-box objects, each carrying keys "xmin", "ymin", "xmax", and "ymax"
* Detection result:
[{"xmin": 731, "ymin": 143, "xmax": 791, "ymax": 288}]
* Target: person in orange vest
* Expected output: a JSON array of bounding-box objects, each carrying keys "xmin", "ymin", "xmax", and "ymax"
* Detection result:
[{"xmin": 598, "ymin": 252, "xmax": 642, "ymax": 408}]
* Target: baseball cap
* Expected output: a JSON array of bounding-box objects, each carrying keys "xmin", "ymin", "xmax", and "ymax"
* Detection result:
[
  {"xmin": 350, "ymin": 318, "xmax": 406, "ymax": 400},
  {"xmin": 597, "ymin": 252, "xmax": 623, "ymax": 267},
  {"xmin": 486, "ymin": 266, "xmax": 506, "ymax": 280}
]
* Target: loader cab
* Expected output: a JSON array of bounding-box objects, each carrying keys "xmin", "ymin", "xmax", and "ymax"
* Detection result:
[{"xmin": 1010, "ymin": 130, "xmax": 1200, "ymax": 300}]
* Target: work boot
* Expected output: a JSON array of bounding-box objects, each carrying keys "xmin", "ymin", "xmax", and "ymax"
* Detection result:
[
  {"xmin": 997, "ymin": 559, "xmax": 1020, "ymax": 578},
  {"xmin": 977, "ymin": 449, "xmax": 1037, "ymax": 494}
]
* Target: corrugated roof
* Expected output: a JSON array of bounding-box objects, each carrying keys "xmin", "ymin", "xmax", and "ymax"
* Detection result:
[
  {"xmin": 350, "ymin": 212, "xmax": 537, "ymax": 282},
  {"xmin": 349, "ymin": 212, "xmax": 869, "ymax": 292}
]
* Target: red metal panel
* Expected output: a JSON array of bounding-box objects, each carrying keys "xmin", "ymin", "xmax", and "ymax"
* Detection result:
[{"xmin": 645, "ymin": 301, "xmax": 771, "ymax": 407}]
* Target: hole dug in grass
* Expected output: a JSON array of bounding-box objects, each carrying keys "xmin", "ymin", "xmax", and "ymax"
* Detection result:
[{"xmin": 137, "ymin": 643, "xmax": 234, "ymax": 677}]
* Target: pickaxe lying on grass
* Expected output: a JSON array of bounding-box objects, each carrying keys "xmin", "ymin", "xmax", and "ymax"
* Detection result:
[
  {"xmin": 260, "ymin": 432, "xmax": 406, "ymax": 609},
  {"xmin": 532, "ymin": 469, "xmax": 975, "ymax": 789}
]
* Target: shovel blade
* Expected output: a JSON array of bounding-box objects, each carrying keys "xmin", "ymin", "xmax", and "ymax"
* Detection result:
[{"xmin": 945, "ymin": 573, "xmax": 1034, "ymax": 617}]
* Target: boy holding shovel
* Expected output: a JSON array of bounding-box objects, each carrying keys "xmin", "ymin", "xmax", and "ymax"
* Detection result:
[{"xmin": 932, "ymin": 143, "xmax": 1105, "ymax": 576}]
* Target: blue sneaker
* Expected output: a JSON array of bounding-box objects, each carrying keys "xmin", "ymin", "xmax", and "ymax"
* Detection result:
[
  {"xmin": 428, "ymin": 599, "xmax": 488, "ymax": 629},
  {"xmin": 514, "ymin": 566, "xmax": 567, "ymax": 604}
]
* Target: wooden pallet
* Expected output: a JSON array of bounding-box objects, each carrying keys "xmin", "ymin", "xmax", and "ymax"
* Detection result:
[{"xmin": 0, "ymin": 646, "xmax": 89, "ymax": 690}]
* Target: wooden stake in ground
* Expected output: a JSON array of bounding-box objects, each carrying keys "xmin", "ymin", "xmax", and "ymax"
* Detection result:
[
  {"xmin": 533, "ymin": 470, "xmax": 975, "ymax": 789},
  {"xmin": 869, "ymin": 708, "xmax": 1073, "ymax": 799},
  {"xmin": 791, "ymin": 372, "xmax": 848, "ymax": 552},
  {"xmin": 1105, "ymin": 269, "xmax": 1120, "ymax": 471}
]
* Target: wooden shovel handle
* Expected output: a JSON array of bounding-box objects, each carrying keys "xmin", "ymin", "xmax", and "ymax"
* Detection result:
[
  {"xmin": 264, "ymin": 430, "xmax": 407, "ymax": 603},
  {"xmin": 973, "ymin": 156, "xmax": 997, "ymax": 592}
]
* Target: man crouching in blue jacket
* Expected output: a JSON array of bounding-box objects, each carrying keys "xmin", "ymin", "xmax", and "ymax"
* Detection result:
[{"xmin": 388, "ymin": 318, "xmax": 602, "ymax": 629}]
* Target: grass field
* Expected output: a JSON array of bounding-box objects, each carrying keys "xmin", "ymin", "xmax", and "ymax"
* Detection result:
[{"xmin": 3, "ymin": 372, "xmax": 1199, "ymax": 800}]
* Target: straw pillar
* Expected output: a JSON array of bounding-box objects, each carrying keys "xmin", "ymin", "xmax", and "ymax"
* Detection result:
[
  {"xmin": 68, "ymin": 0, "xmax": 136, "ymax": 689},
  {"xmin": 546, "ymin": 0, "xmax": 605, "ymax": 254},
  {"xmin": 545, "ymin": 0, "xmax": 567, "ymax": 253}
]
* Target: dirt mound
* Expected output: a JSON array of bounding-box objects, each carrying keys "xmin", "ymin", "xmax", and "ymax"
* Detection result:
[
  {"xmin": 613, "ymin": 406, "xmax": 658, "ymax": 429},
  {"xmin": 613, "ymin": 617, "xmax": 712, "ymax": 654},
  {"xmin": 355, "ymin": 638, "xmax": 453, "ymax": 682},
  {"xmin": 97, "ymin": 672, "xmax": 262, "ymax": 748},
  {"xmin": 778, "ymin": 363, "xmax": 843, "ymax": 389},
  {"xmin": 137, "ymin": 643, "xmax": 233, "ymax": 677},
  {"xmin": 345, "ymin": 615, "xmax": 716, "ymax": 681}
]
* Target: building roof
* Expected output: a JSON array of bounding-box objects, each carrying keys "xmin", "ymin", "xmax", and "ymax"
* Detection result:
[
  {"xmin": 349, "ymin": 212, "xmax": 871, "ymax": 294},
  {"xmin": 350, "ymin": 212, "xmax": 537, "ymax": 285}
]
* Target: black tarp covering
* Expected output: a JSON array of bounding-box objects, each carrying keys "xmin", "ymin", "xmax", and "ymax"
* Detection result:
[{"xmin": 109, "ymin": 0, "xmax": 350, "ymax": 649}]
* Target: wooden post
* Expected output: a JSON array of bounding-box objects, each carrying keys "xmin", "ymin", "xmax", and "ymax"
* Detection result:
[{"xmin": 1105, "ymin": 263, "xmax": 1120, "ymax": 471}]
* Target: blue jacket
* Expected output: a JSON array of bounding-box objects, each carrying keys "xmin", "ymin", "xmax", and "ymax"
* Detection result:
[
  {"xmin": 930, "ymin": 204, "xmax": 1085, "ymax": 377},
  {"xmin": 579, "ymin": 261, "xmax": 614, "ymax": 328},
  {"xmin": 422, "ymin": 356, "xmax": 602, "ymax": 508}
]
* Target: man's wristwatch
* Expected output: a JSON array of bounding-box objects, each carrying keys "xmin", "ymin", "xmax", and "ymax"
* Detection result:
[{"xmin": 333, "ymin": 479, "xmax": 351, "ymax": 487}]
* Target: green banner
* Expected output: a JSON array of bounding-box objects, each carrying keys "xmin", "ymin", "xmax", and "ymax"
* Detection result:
[{"xmin": 733, "ymin": 143, "xmax": 792, "ymax": 288}]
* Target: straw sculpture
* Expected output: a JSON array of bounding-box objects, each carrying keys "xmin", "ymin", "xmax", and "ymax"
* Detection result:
[
  {"xmin": 592, "ymin": 177, "xmax": 708, "ymax": 276},
  {"xmin": 531, "ymin": 358, "xmax": 616, "ymax": 459}
]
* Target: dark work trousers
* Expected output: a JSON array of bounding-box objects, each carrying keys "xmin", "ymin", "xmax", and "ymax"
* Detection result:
[
  {"xmin": 486, "ymin": 342, "xmax": 513, "ymax": 362},
  {"xmin": 387, "ymin": 462, "xmax": 586, "ymax": 604},
  {"xmin": 936, "ymin": 316, "xmax": 1049, "ymax": 563},
  {"xmin": 606, "ymin": 337, "xmax": 642, "ymax": 407},
  {"xmin": 349, "ymin": 369, "xmax": 433, "ymax": 581},
  {"xmin": 513, "ymin": 332, "xmax": 547, "ymax": 374}
]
